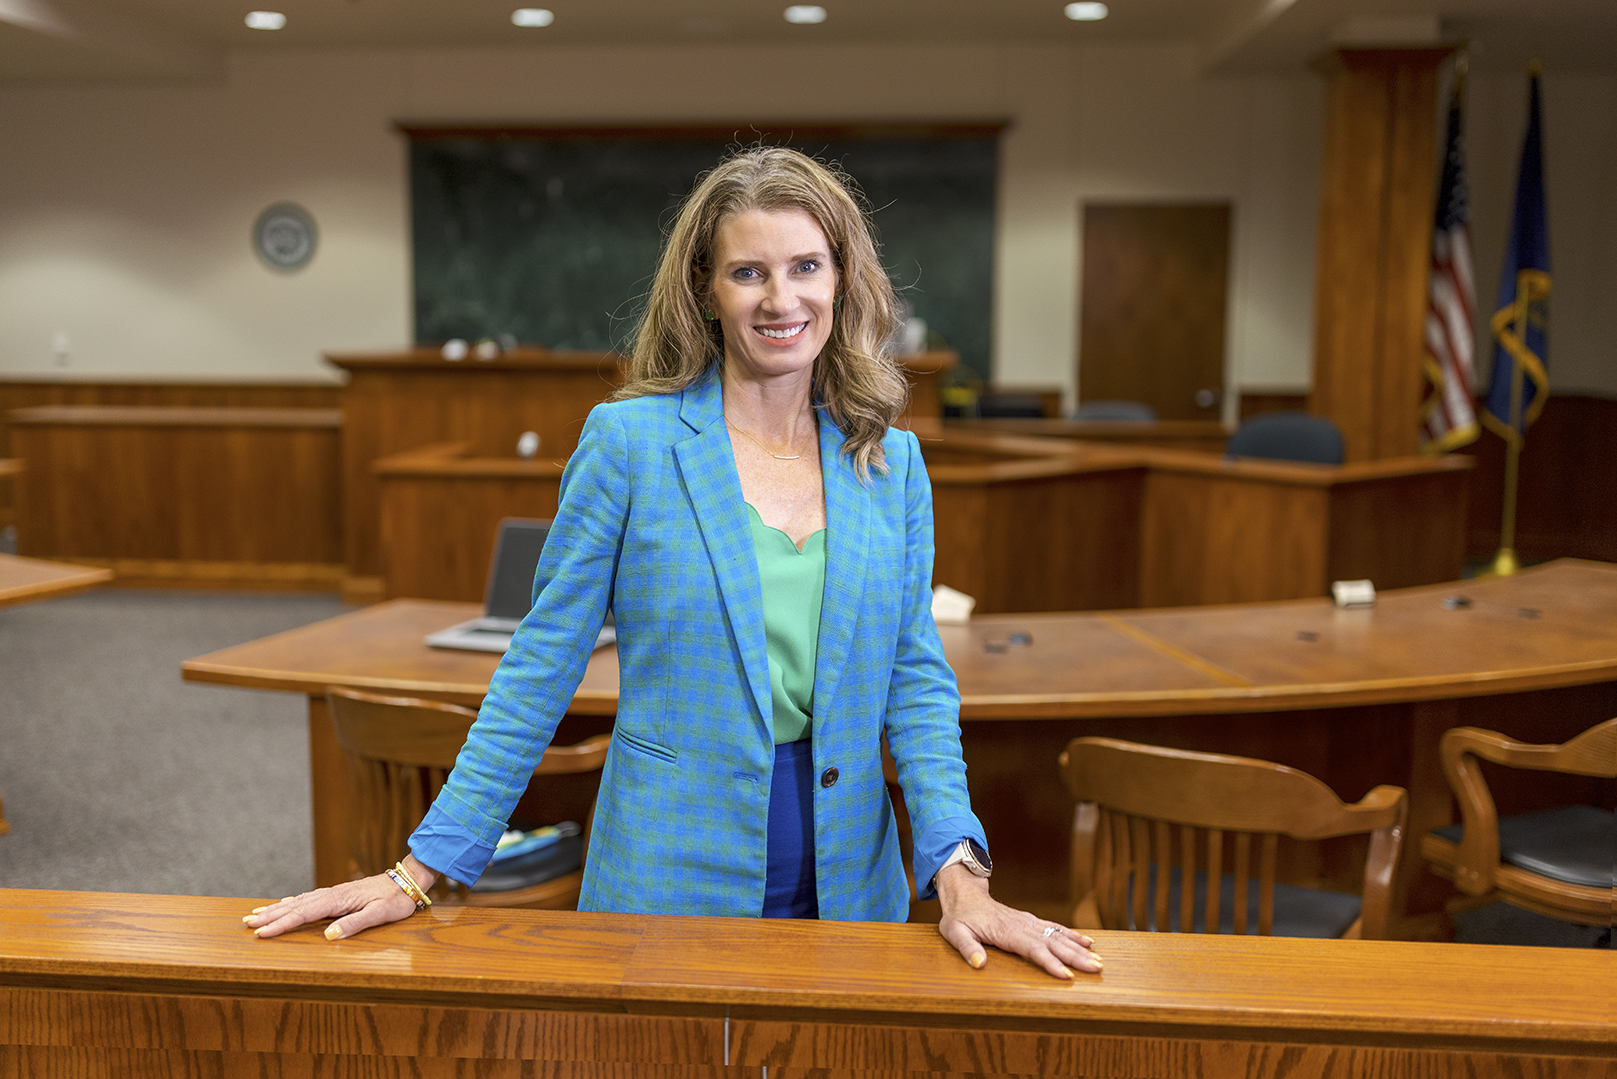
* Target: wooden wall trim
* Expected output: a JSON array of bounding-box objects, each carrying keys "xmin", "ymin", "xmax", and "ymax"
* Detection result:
[{"xmin": 9, "ymin": 406, "xmax": 341, "ymax": 429}]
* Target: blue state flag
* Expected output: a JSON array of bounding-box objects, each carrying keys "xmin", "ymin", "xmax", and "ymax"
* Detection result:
[{"xmin": 1482, "ymin": 67, "xmax": 1551, "ymax": 442}]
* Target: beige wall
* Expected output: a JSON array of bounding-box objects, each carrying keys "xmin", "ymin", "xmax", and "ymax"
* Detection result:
[{"xmin": 0, "ymin": 42, "xmax": 1609, "ymax": 403}]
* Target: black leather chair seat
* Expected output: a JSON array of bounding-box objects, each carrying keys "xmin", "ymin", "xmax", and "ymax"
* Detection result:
[
  {"xmin": 1432, "ymin": 805, "xmax": 1616, "ymax": 889},
  {"xmin": 1127, "ymin": 864, "xmax": 1363, "ymax": 938}
]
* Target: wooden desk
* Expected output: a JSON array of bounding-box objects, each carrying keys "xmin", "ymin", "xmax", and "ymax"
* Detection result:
[
  {"xmin": 365, "ymin": 429, "xmax": 1472, "ymax": 612},
  {"xmin": 0, "ymin": 552, "xmax": 112, "ymax": 610},
  {"xmin": 924, "ymin": 430, "xmax": 1473, "ymax": 611},
  {"xmin": 183, "ymin": 561, "xmax": 1617, "ymax": 924},
  {"xmin": 946, "ymin": 416, "xmax": 1232, "ymax": 454},
  {"xmin": 2, "ymin": 890, "xmax": 1609, "ymax": 1078}
]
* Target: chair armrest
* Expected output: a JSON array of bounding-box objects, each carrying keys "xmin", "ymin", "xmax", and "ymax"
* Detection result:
[
  {"xmin": 1356, "ymin": 786, "xmax": 1406, "ymax": 940},
  {"xmin": 1439, "ymin": 728, "xmax": 1502, "ymax": 896}
]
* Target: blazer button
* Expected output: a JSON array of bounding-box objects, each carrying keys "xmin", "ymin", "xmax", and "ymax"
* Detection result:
[{"xmin": 820, "ymin": 767, "xmax": 839, "ymax": 788}]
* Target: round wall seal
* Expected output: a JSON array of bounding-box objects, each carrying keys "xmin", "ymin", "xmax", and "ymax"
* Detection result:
[{"xmin": 253, "ymin": 202, "xmax": 318, "ymax": 271}]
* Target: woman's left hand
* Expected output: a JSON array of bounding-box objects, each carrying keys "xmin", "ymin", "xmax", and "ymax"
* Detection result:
[{"xmin": 934, "ymin": 864, "xmax": 1103, "ymax": 980}]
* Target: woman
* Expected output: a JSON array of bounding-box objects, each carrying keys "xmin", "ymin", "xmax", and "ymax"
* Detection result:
[{"xmin": 247, "ymin": 147, "xmax": 1101, "ymax": 980}]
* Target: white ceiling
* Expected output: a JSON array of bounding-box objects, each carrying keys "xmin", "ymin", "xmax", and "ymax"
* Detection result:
[{"xmin": 0, "ymin": 0, "xmax": 1612, "ymax": 81}]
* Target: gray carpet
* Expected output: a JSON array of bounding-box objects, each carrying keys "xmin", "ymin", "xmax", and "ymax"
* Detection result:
[{"xmin": 0, "ymin": 588, "xmax": 346, "ymax": 900}]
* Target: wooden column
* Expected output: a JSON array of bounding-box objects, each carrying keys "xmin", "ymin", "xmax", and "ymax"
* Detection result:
[{"xmin": 1309, "ymin": 48, "xmax": 1450, "ymax": 463}]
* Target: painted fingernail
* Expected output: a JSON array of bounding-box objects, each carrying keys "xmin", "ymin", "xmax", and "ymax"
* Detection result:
[
  {"xmin": 281, "ymin": 896, "xmax": 295, "ymax": 903},
  {"xmin": 241, "ymin": 915, "xmax": 254, "ymax": 924},
  {"xmin": 251, "ymin": 906, "xmax": 268, "ymax": 914},
  {"xmin": 1060, "ymin": 967, "xmax": 1073, "ymax": 979},
  {"xmin": 969, "ymin": 952, "xmax": 986, "ymax": 969},
  {"xmin": 324, "ymin": 925, "xmax": 343, "ymax": 941},
  {"xmin": 251, "ymin": 927, "xmax": 265, "ymax": 937}
]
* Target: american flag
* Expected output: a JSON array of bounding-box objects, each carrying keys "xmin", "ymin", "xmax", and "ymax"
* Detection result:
[{"xmin": 1421, "ymin": 72, "xmax": 1480, "ymax": 452}]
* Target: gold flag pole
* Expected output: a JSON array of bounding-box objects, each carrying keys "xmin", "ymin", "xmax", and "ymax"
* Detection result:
[{"xmin": 1489, "ymin": 345, "xmax": 1525, "ymax": 577}]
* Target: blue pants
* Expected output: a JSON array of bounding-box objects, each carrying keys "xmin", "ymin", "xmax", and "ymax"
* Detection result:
[{"xmin": 763, "ymin": 738, "xmax": 819, "ymax": 919}]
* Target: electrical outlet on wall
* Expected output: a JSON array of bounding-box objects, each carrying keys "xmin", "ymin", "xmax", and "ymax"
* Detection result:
[{"xmin": 51, "ymin": 331, "xmax": 70, "ymax": 366}]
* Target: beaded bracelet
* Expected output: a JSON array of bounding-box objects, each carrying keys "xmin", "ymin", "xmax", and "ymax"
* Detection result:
[{"xmin": 386, "ymin": 860, "xmax": 432, "ymax": 911}]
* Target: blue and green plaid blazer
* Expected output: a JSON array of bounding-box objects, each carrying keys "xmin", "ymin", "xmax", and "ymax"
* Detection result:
[{"xmin": 412, "ymin": 369, "xmax": 985, "ymax": 920}]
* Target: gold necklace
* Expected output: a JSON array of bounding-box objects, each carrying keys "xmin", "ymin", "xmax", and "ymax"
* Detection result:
[{"xmin": 725, "ymin": 417, "xmax": 811, "ymax": 461}]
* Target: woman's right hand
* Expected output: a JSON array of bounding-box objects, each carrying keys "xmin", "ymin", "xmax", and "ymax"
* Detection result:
[{"xmin": 244, "ymin": 855, "xmax": 437, "ymax": 941}]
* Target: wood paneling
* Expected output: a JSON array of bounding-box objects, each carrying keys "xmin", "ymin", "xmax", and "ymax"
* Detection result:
[
  {"xmin": 1141, "ymin": 470, "xmax": 1330, "ymax": 606},
  {"xmin": 1461, "ymin": 393, "xmax": 1617, "ymax": 564},
  {"xmin": 333, "ymin": 350, "xmax": 955, "ymax": 600},
  {"xmin": 1309, "ymin": 49, "xmax": 1450, "ymax": 463},
  {"xmin": 329, "ymin": 349, "xmax": 626, "ymax": 598},
  {"xmin": 9, "ymin": 406, "xmax": 343, "ymax": 590},
  {"xmin": 1080, "ymin": 204, "xmax": 1231, "ymax": 421},
  {"xmin": 0, "ymin": 381, "xmax": 339, "ymax": 529},
  {"xmin": 377, "ymin": 442, "xmax": 566, "ymax": 601},
  {"xmin": 372, "ymin": 429, "xmax": 1468, "ymax": 613},
  {"xmin": 927, "ymin": 437, "xmax": 1144, "ymax": 614},
  {"xmin": 1138, "ymin": 450, "xmax": 1470, "ymax": 606},
  {"xmin": 1, "ymin": 891, "xmax": 1611, "ymax": 1079},
  {"xmin": 1238, "ymin": 391, "xmax": 1310, "ymax": 420}
]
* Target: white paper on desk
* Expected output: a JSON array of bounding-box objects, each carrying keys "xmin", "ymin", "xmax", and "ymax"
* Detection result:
[{"xmin": 931, "ymin": 584, "xmax": 976, "ymax": 625}]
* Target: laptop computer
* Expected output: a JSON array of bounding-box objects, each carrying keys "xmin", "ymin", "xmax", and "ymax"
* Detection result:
[{"xmin": 424, "ymin": 517, "xmax": 616, "ymax": 654}]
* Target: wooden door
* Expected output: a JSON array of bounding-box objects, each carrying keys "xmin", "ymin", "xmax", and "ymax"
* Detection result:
[{"xmin": 1079, "ymin": 204, "xmax": 1231, "ymax": 421}]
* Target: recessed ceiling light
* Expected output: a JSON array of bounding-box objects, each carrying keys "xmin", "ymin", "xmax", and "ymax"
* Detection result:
[
  {"xmin": 784, "ymin": 5, "xmax": 827, "ymax": 25},
  {"xmin": 1064, "ymin": 2, "xmax": 1108, "ymax": 20},
  {"xmin": 244, "ymin": 10, "xmax": 286, "ymax": 30},
  {"xmin": 512, "ymin": 8, "xmax": 555, "ymax": 27}
]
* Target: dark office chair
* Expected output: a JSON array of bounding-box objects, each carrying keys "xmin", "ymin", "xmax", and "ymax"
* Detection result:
[
  {"xmin": 1225, "ymin": 411, "xmax": 1345, "ymax": 465},
  {"xmin": 1071, "ymin": 400, "xmax": 1158, "ymax": 422}
]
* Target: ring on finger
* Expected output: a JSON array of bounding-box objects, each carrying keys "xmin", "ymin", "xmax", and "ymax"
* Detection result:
[{"xmin": 1041, "ymin": 925, "xmax": 1062, "ymax": 939}]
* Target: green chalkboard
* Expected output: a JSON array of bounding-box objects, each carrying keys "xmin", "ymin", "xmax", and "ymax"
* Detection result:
[{"xmin": 409, "ymin": 130, "xmax": 998, "ymax": 378}]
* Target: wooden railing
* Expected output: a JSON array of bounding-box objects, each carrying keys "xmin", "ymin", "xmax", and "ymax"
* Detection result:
[{"xmin": 0, "ymin": 889, "xmax": 1609, "ymax": 1077}]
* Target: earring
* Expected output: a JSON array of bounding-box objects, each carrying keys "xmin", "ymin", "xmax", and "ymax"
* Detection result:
[
  {"xmin": 703, "ymin": 308, "xmax": 716, "ymax": 321},
  {"xmin": 832, "ymin": 297, "xmax": 840, "ymax": 311}
]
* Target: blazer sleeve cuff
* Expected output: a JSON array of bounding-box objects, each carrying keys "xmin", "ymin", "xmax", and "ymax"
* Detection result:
[
  {"xmin": 409, "ymin": 801, "xmax": 500, "ymax": 889},
  {"xmin": 912, "ymin": 815, "xmax": 989, "ymax": 901}
]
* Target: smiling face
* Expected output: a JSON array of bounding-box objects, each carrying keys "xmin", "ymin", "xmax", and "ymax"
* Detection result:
[{"xmin": 707, "ymin": 207, "xmax": 838, "ymax": 388}]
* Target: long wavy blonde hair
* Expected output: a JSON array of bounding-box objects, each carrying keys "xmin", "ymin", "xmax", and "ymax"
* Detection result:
[{"xmin": 614, "ymin": 146, "xmax": 908, "ymax": 480}]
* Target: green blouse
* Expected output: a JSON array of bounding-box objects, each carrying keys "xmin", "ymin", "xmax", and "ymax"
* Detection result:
[{"xmin": 745, "ymin": 502, "xmax": 826, "ymax": 745}]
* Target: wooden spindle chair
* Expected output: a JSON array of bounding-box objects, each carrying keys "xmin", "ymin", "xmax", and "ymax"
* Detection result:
[
  {"xmin": 1060, "ymin": 737, "xmax": 1406, "ymax": 939},
  {"xmin": 326, "ymin": 687, "xmax": 609, "ymax": 909},
  {"xmin": 1420, "ymin": 718, "xmax": 1616, "ymax": 928}
]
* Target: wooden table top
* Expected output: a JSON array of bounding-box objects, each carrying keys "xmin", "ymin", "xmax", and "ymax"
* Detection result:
[
  {"xmin": 0, "ymin": 553, "xmax": 112, "ymax": 610},
  {"xmin": 1, "ymin": 889, "xmax": 1608, "ymax": 1053},
  {"xmin": 181, "ymin": 560, "xmax": 1617, "ymax": 719}
]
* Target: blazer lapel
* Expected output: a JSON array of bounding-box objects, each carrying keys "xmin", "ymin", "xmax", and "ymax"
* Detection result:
[
  {"xmin": 672, "ymin": 372, "xmax": 774, "ymax": 732},
  {"xmin": 811, "ymin": 413, "xmax": 870, "ymax": 722}
]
